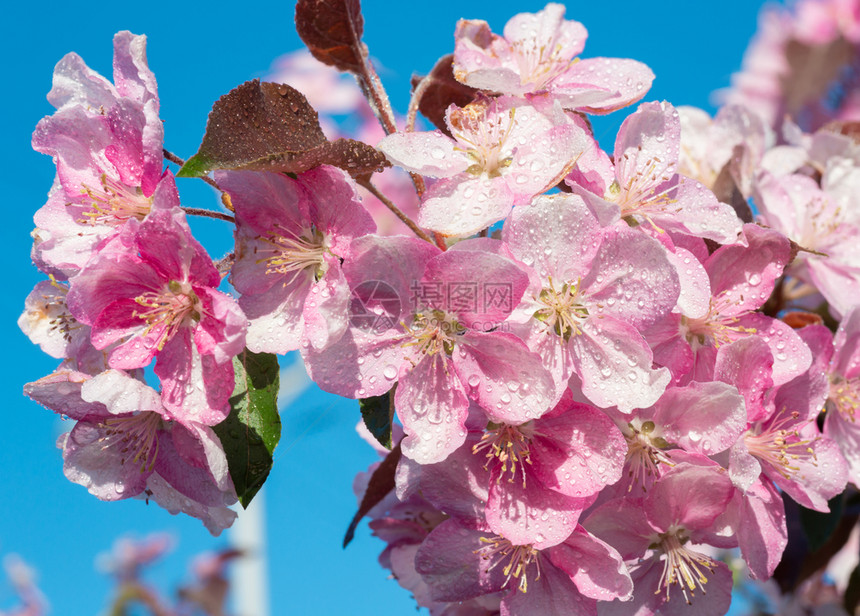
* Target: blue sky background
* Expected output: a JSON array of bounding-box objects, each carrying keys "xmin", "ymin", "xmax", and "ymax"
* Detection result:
[{"xmin": 2, "ymin": 1, "xmax": 769, "ymax": 613}]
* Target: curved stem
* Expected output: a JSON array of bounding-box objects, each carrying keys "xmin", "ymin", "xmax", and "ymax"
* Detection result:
[
  {"xmin": 356, "ymin": 178, "xmax": 435, "ymax": 246},
  {"xmin": 181, "ymin": 207, "xmax": 235, "ymax": 223}
]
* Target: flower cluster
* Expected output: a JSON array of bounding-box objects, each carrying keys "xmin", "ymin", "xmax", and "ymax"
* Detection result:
[{"xmin": 20, "ymin": 2, "xmax": 860, "ymax": 614}]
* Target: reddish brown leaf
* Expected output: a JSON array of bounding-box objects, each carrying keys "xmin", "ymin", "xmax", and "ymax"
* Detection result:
[
  {"xmin": 179, "ymin": 80, "xmax": 388, "ymax": 178},
  {"xmin": 712, "ymin": 154, "xmax": 753, "ymax": 224},
  {"xmin": 823, "ymin": 120, "xmax": 860, "ymax": 144},
  {"xmin": 782, "ymin": 311, "xmax": 824, "ymax": 329},
  {"xmin": 410, "ymin": 54, "xmax": 480, "ymax": 137},
  {"xmin": 295, "ymin": 0, "xmax": 367, "ymax": 74},
  {"xmin": 343, "ymin": 441, "xmax": 401, "ymax": 548}
]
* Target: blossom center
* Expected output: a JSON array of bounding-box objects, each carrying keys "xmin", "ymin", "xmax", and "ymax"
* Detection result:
[
  {"xmin": 509, "ymin": 39, "xmax": 571, "ymax": 90},
  {"xmin": 533, "ymin": 278, "xmax": 588, "ymax": 340},
  {"xmin": 829, "ymin": 375, "xmax": 860, "ymax": 421},
  {"xmin": 475, "ymin": 536, "xmax": 541, "ymax": 593},
  {"xmin": 624, "ymin": 420, "xmax": 674, "ymax": 491},
  {"xmin": 133, "ymin": 280, "xmax": 201, "ymax": 351},
  {"xmin": 797, "ymin": 193, "xmax": 851, "ymax": 254},
  {"xmin": 403, "ymin": 310, "xmax": 462, "ymax": 358},
  {"xmin": 652, "ymin": 528, "xmax": 716, "ymax": 605},
  {"xmin": 256, "ymin": 225, "xmax": 328, "ymax": 284},
  {"xmin": 683, "ymin": 295, "xmax": 756, "ymax": 349},
  {"xmin": 100, "ymin": 411, "xmax": 163, "ymax": 473},
  {"xmin": 77, "ymin": 173, "xmax": 153, "ymax": 226},
  {"xmin": 472, "ymin": 421, "xmax": 535, "ymax": 487},
  {"xmin": 744, "ymin": 410, "xmax": 819, "ymax": 480},
  {"xmin": 607, "ymin": 156, "xmax": 677, "ymax": 231},
  {"xmin": 28, "ymin": 278, "xmax": 82, "ymax": 344},
  {"xmin": 449, "ymin": 103, "xmax": 515, "ymax": 178}
]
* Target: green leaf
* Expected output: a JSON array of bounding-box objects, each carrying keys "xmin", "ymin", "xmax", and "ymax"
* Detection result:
[
  {"xmin": 213, "ymin": 349, "xmax": 281, "ymax": 508},
  {"xmin": 799, "ymin": 493, "xmax": 845, "ymax": 552},
  {"xmin": 359, "ymin": 389, "xmax": 393, "ymax": 450},
  {"xmin": 176, "ymin": 152, "xmax": 214, "ymax": 178}
]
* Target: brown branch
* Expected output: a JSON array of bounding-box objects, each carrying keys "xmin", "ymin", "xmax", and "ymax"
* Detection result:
[
  {"xmin": 356, "ymin": 178, "xmax": 435, "ymax": 245},
  {"xmin": 181, "ymin": 207, "xmax": 235, "ymax": 224}
]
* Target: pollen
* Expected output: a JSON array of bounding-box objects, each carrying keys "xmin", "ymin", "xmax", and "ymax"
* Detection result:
[
  {"xmin": 133, "ymin": 280, "xmax": 202, "ymax": 351},
  {"xmin": 533, "ymin": 277, "xmax": 589, "ymax": 340},
  {"xmin": 473, "ymin": 421, "xmax": 535, "ymax": 487},
  {"xmin": 475, "ymin": 536, "xmax": 541, "ymax": 593},
  {"xmin": 77, "ymin": 173, "xmax": 153, "ymax": 226}
]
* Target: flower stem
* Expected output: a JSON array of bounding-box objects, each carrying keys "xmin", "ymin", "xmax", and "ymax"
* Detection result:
[
  {"xmin": 181, "ymin": 207, "xmax": 235, "ymax": 224},
  {"xmin": 356, "ymin": 177, "xmax": 436, "ymax": 246}
]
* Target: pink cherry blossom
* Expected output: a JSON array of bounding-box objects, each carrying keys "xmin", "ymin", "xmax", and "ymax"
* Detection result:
[
  {"xmin": 503, "ymin": 193, "xmax": 679, "ymax": 411},
  {"xmin": 415, "ymin": 518, "xmax": 632, "ymax": 615},
  {"xmin": 65, "ymin": 177, "xmax": 246, "ymax": 423},
  {"xmin": 306, "ymin": 235, "xmax": 556, "ymax": 463},
  {"xmin": 809, "ymin": 308, "xmax": 860, "ymax": 485},
  {"xmin": 754, "ymin": 171, "xmax": 860, "ymax": 318},
  {"xmin": 24, "ymin": 369, "xmax": 237, "ymax": 535},
  {"xmin": 378, "ymin": 96, "xmax": 588, "ymax": 236},
  {"xmin": 612, "ymin": 381, "xmax": 746, "ymax": 492},
  {"xmin": 648, "ymin": 223, "xmax": 811, "ymax": 385},
  {"xmin": 585, "ymin": 464, "xmax": 736, "ymax": 615},
  {"xmin": 453, "ymin": 3, "xmax": 653, "ymax": 114},
  {"xmin": 566, "ymin": 101, "xmax": 744, "ymax": 244},
  {"xmin": 31, "ymin": 31, "xmax": 165, "ymax": 276},
  {"xmin": 216, "ymin": 166, "xmax": 375, "ymax": 354},
  {"xmin": 729, "ymin": 346, "xmax": 848, "ymax": 511}
]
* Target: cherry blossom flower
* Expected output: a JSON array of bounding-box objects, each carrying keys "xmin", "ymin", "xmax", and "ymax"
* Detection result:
[
  {"xmin": 611, "ymin": 381, "xmax": 746, "ymax": 492},
  {"xmin": 24, "ymin": 369, "xmax": 237, "ymax": 535},
  {"xmin": 728, "ymin": 341, "xmax": 848, "ymax": 512},
  {"xmin": 754, "ymin": 171, "xmax": 860, "ymax": 318},
  {"xmin": 802, "ymin": 309, "xmax": 860, "ymax": 486},
  {"xmin": 306, "ymin": 235, "xmax": 556, "ymax": 463},
  {"xmin": 502, "ymin": 193, "xmax": 679, "ymax": 411},
  {"xmin": 566, "ymin": 101, "xmax": 743, "ymax": 244},
  {"xmin": 453, "ymin": 3, "xmax": 653, "ymax": 114},
  {"xmin": 31, "ymin": 31, "xmax": 165, "ymax": 276},
  {"xmin": 414, "ymin": 517, "xmax": 632, "ymax": 615},
  {"xmin": 647, "ymin": 224, "xmax": 812, "ymax": 385},
  {"xmin": 378, "ymin": 95, "xmax": 587, "ymax": 236},
  {"xmin": 65, "ymin": 177, "xmax": 246, "ymax": 423},
  {"xmin": 216, "ymin": 166, "xmax": 375, "ymax": 354},
  {"xmin": 585, "ymin": 464, "xmax": 736, "ymax": 616}
]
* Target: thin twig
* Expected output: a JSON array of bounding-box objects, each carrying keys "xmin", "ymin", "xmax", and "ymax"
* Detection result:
[
  {"xmin": 162, "ymin": 148, "xmax": 223, "ymax": 192},
  {"xmin": 357, "ymin": 178, "xmax": 435, "ymax": 245},
  {"xmin": 357, "ymin": 57, "xmax": 398, "ymax": 136},
  {"xmin": 181, "ymin": 207, "xmax": 235, "ymax": 223},
  {"xmin": 406, "ymin": 75, "xmax": 432, "ymax": 133}
]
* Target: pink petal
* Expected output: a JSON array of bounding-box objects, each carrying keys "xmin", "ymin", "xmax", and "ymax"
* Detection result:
[
  {"xmin": 456, "ymin": 331, "xmax": 558, "ymax": 423},
  {"xmin": 377, "ymin": 131, "xmax": 468, "ymax": 177},
  {"xmin": 554, "ymin": 57, "xmax": 654, "ymax": 113},
  {"xmin": 571, "ymin": 317, "xmax": 670, "ymax": 413},
  {"xmin": 396, "ymin": 354, "xmax": 470, "ymax": 464},
  {"xmin": 581, "ymin": 226, "xmax": 680, "ymax": 329},
  {"xmin": 503, "ymin": 193, "xmax": 601, "ymax": 283},
  {"xmin": 418, "ymin": 176, "xmax": 515, "ymax": 236},
  {"xmin": 486, "ymin": 474, "xmax": 582, "ymax": 549},
  {"xmin": 549, "ymin": 527, "xmax": 633, "ymax": 602}
]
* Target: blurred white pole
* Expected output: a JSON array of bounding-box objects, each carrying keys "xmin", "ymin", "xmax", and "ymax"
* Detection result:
[{"xmin": 230, "ymin": 487, "xmax": 270, "ymax": 616}]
